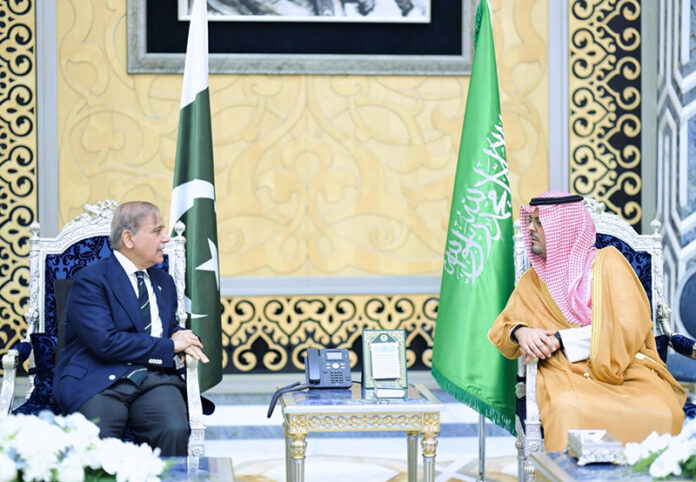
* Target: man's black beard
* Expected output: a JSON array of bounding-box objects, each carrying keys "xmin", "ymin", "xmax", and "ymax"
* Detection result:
[{"xmin": 530, "ymin": 245, "xmax": 545, "ymax": 258}]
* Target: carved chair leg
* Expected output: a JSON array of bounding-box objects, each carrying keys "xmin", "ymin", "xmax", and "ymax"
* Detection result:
[
  {"xmin": 0, "ymin": 351, "xmax": 19, "ymax": 416},
  {"xmin": 515, "ymin": 418, "xmax": 525, "ymax": 481},
  {"xmin": 523, "ymin": 458, "xmax": 536, "ymax": 482}
]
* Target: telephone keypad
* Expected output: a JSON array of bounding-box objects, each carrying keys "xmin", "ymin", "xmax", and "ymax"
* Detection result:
[
  {"xmin": 324, "ymin": 360, "xmax": 347, "ymax": 386},
  {"xmin": 329, "ymin": 371, "xmax": 343, "ymax": 384}
]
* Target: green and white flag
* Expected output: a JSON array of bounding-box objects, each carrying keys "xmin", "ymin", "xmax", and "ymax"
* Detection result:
[
  {"xmin": 431, "ymin": 0, "xmax": 517, "ymax": 434},
  {"xmin": 170, "ymin": 0, "xmax": 222, "ymax": 392}
]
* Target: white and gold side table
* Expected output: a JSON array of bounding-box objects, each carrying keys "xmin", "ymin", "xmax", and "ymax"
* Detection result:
[{"xmin": 280, "ymin": 383, "xmax": 443, "ymax": 482}]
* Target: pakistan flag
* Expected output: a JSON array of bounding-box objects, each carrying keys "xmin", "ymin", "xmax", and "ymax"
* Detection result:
[
  {"xmin": 170, "ymin": 0, "xmax": 222, "ymax": 392},
  {"xmin": 431, "ymin": 0, "xmax": 517, "ymax": 434}
]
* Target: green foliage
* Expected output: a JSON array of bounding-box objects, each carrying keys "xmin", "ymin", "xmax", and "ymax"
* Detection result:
[
  {"xmin": 83, "ymin": 468, "xmax": 115, "ymax": 481},
  {"xmin": 680, "ymin": 455, "xmax": 696, "ymax": 480},
  {"xmin": 632, "ymin": 447, "xmax": 667, "ymax": 472}
]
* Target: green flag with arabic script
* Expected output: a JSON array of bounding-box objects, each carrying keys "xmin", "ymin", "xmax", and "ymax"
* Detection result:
[{"xmin": 431, "ymin": 0, "xmax": 517, "ymax": 434}]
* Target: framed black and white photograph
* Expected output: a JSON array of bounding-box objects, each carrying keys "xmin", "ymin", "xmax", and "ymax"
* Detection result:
[
  {"xmin": 176, "ymin": 0, "xmax": 431, "ymax": 23},
  {"xmin": 127, "ymin": 0, "xmax": 474, "ymax": 75}
]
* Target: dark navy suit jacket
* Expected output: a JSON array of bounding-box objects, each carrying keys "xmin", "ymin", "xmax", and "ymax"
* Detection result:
[{"xmin": 53, "ymin": 253, "xmax": 183, "ymax": 414}]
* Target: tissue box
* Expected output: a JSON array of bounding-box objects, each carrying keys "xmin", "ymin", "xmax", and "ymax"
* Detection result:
[{"xmin": 566, "ymin": 430, "xmax": 625, "ymax": 466}]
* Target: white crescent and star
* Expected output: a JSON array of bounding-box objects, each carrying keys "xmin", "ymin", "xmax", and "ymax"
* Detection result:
[
  {"xmin": 196, "ymin": 238, "xmax": 219, "ymax": 290},
  {"xmin": 171, "ymin": 178, "xmax": 219, "ymax": 320},
  {"xmin": 169, "ymin": 179, "xmax": 216, "ymax": 229}
]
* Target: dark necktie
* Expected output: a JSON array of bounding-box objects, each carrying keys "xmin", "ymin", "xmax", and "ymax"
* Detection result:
[
  {"xmin": 136, "ymin": 270, "xmax": 152, "ymax": 334},
  {"xmin": 125, "ymin": 270, "xmax": 151, "ymax": 385}
]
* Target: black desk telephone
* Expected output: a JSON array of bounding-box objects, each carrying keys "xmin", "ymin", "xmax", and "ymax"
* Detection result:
[
  {"xmin": 266, "ymin": 348, "xmax": 352, "ymax": 417},
  {"xmin": 305, "ymin": 348, "xmax": 352, "ymax": 388}
]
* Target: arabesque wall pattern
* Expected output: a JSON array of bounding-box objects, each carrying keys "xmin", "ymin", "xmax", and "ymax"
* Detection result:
[
  {"xmin": 568, "ymin": 0, "xmax": 643, "ymax": 227},
  {"xmin": 0, "ymin": 0, "xmax": 37, "ymax": 359}
]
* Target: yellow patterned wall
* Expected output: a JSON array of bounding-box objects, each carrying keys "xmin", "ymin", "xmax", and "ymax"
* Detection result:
[
  {"xmin": 568, "ymin": 0, "xmax": 642, "ymax": 226},
  {"xmin": 222, "ymin": 294, "xmax": 437, "ymax": 372},
  {"xmin": 56, "ymin": 0, "xmax": 549, "ymax": 278},
  {"xmin": 0, "ymin": 1, "xmax": 37, "ymax": 353}
]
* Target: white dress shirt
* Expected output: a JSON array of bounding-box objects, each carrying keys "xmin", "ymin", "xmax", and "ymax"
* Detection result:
[
  {"xmin": 558, "ymin": 325, "xmax": 592, "ymax": 362},
  {"xmin": 113, "ymin": 251, "xmax": 163, "ymax": 338}
]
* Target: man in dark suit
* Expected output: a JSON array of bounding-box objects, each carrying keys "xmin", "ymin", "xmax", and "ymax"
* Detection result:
[{"xmin": 53, "ymin": 201, "xmax": 209, "ymax": 456}]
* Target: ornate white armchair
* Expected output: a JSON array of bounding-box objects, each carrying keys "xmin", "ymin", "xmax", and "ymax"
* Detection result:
[
  {"xmin": 513, "ymin": 198, "xmax": 695, "ymax": 481},
  {"xmin": 0, "ymin": 200, "xmax": 206, "ymax": 456}
]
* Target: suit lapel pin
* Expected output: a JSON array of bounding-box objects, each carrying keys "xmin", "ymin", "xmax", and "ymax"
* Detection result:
[{"xmin": 158, "ymin": 285, "xmax": 162, "ymax": 292}]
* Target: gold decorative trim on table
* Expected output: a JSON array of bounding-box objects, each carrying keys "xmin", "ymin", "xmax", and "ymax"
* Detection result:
[
  {"xmin": 0, "ymin": 0, "xmax": 38, "ymax": 363},
  {"xmin": 221, "ymin": 294, "xmax": 437, "ymax": 373},
  {"xmin": 286, "ymin": 412, "xmax": 440, "ymax": 433},
  {"xmin": 568, "ymin": 0, "xmax": 642, "ymax": 227}
]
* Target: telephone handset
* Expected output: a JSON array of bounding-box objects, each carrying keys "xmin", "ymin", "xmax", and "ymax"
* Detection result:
[
  {"xmin": 305, "ymin": 348, "xmax": 352, "ymax": 388},
  {"xmin": 267, "ymin": 348, "xmax": 352, "ymax": 418}
]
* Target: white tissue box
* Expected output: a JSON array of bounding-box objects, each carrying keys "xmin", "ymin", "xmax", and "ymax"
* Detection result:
[{"xmin": 566, "ymin": 430, "xmax": 625, "ymax": 465}]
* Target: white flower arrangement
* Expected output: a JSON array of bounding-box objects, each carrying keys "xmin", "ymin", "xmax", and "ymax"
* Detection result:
[
  {"xmin": 624, "ymin": 417, "xmax": 696, "ymax": 478},
  {"xmin": 0, "ymin": 411, "xmax": 166, "ymax": 482}
]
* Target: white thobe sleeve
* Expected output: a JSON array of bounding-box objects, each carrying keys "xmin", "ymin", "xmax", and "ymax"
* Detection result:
[{"xmin": 558, "ymin": 325, "xmax": 592, "ymax": 362}]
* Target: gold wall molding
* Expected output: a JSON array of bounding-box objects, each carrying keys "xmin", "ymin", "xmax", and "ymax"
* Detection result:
[
  {"xmin": 0, "ymin": 0, "xmax": 37, "ymax": 359},
  {"xmin": 220, "ymin": 294, "xmax": 437, "ymax": 373},
  {"xmin": 568, "ymin": 0, "xmax": 642, "ymax": 226}
]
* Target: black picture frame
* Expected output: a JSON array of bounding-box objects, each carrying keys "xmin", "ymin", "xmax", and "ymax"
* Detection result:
[{"xmin": 127, "ymin": 0, "xmax": 475, "ymax": 75}]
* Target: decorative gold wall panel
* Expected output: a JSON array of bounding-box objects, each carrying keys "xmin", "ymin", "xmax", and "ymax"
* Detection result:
[
  {"xmin": 56, "ymin": 0, "xmax": 549, "ymax": 278},
  {"xmin": 568, "ymin": 0, "xmax": 642, "ymax": 227},
  {"xmin": 221, "ymin": 294, "xmax": 436, "ymax": 372},
  {"xmin": 0, "ymin": 1, "xmax": 37, "ymax": 359}
]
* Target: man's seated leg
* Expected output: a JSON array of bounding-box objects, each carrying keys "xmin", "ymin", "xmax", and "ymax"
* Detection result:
[
  {"xmin": 78, "ymin": 380, "xmax": 134, "ymax": 439},
  {"xmin": 128, "ymin": 371, "xmax": 188, "ymax": 457}
]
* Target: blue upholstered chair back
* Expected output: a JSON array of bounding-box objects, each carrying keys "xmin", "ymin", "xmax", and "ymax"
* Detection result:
[
  {"xmin": 43, "ymin": 236, "xmax": 111, "ymax": 339},
  {"xmin": 594, "ymin": 233, "xmax": 653, "ymax": 313},
  {"xmin": 43, "ymin": 236, "xmax": 169, "ymax": 338}
]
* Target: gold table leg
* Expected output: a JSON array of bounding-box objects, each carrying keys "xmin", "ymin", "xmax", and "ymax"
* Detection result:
[
  {"xmin": 289, "ymin": 432, "xmax": 307, "ymax": 482},
  {"xmin": 284, "ymin": 421, "xmax": 291, "ymax": 482},
  {"xmin": 406, "ymin": 430, "xmax": 419, "ymax": 482},
  {"xmin": 421, "ymin": 431, "xmax": 439, "ymax": 482},
  {"xmin": 421, "ymin": 413, "xmax": 440, "ymax": 482}
]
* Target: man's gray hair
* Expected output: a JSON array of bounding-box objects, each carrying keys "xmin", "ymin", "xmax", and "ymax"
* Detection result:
[{"xmin": 110, "ymin": 201, "xmax": 160, "ymax": 250}]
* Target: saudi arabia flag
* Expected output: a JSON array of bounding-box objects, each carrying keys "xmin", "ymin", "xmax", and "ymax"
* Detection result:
[
  {"xmin": 170, "ymin": 0, "xmax": 222, "ymax": 392},
  {"xmin": 431, "ymin": 0, "xmax": 517, "ymax": 434}
]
